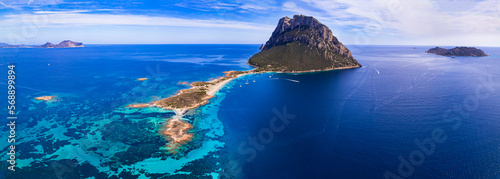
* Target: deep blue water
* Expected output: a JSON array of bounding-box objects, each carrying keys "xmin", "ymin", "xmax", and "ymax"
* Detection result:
[{"xmin": 0, "ymin": 45, "xmax": 499, "ymax": 178}]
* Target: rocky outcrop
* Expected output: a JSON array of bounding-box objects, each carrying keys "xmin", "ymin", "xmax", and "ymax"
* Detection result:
[
  {"xmin": 56, "ymin": 40, "xmax": 84, "ymax": 48},
  {"xmin": 249, "ymin": 15, "xmax": 361, "ymax": 72},
  {"xmin": 426, "ymin": 47, "xmax": 487, "ymax": 57}
]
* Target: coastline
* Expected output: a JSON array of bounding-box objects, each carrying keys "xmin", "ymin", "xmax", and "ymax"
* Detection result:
[
  {"xmin": 126, "ymin": 71, "xmax": 252, "ymax": 116},
  {"xmin": 276, "ymin": 64, "xmax": 362, "ymax": 74},
  {"xmin": 127, "ymin": 64, "xmax": 362, "ymax": 116}
]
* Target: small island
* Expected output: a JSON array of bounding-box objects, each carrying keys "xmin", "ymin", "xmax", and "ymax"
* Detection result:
[
  {"xmin": 126, "ymin": 15, "xmax": 362, "ymax": 154},
  {"xmin": 0, "ymin": 40, "xmax": 84, "ymax": 48},
  {"xmin": 162, "ymin": 118, "xmax": 194, "ymax": 154},
  {"xmin": 39, "ymin": 40, "xmax": 84, "ymax": 48},
  {"xmin": 35, "ymin": 96, "xmax": 56, "ymax": 101},
  {"xmin": 426, "ymin": 46, "xmax": 487, "ymax": 57}
]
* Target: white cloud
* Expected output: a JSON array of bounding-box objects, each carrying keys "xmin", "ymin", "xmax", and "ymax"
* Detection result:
[
  {"xmin": 300, "ymin": 0, "xmax": 500, "ymax": 35},
  {"xmin": 239, "ymin": 4, "xmax": 269, "ymax": 11},
  {"xmin": 285, "ymin": 0, "xmax": 500, "ymax": 46},
  {"xmin": 34, "ymin": 10, "xmax": 91, "ymax": 14},
  {"xmin": 1, "ymin": 12, "xmax": 274, "ymax": 30},
  {"xmin": 175, "ymin": 1, "xmax": 274, "ymax": 13},
  {"xmin": 0, "ymin": 0, "xmax": 63, "ymax": 9}
]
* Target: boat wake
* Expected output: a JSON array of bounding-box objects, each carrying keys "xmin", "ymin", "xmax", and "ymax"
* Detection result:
[{"xmin": 285, "ymin": 78, "xmax": 300, "ymax": 83}]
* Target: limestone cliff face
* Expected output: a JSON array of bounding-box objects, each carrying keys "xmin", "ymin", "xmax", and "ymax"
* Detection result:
[{"xmin": 249, "ymin": 15, "xmax": 361, "ymax": 71}]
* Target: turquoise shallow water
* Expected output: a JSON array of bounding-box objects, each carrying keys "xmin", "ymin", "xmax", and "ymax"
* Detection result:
[{"xmin": 0, "ymin": 45, "xmax": 499, "ymax": 178}]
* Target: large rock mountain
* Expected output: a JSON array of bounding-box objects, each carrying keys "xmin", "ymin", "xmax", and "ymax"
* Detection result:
[{"xmin": 249, "ymin": 15, "xmax": 361, "ymax": 72}]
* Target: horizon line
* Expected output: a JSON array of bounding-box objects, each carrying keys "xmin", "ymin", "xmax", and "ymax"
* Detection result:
[
  {"xmin": 77, "ymin": 43, "xmax": 500, "ymax": 47},
  {"xmin": 2, "ymin": 43, "xmax": 499, "ymax": 48}
]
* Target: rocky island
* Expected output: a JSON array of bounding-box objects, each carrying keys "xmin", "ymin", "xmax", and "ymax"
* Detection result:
[
  {"xmin": 126, "ymin": 15, "xmax": 362, "ymax": 154},
  {"xmin": 249, "ymin": 15, "xmax": 361, "ymax": 72},
  {"xmin": 426, "ymin": 46, "xmax": 487, "ymax": 57},
  {"xmin": 0, "ymin": 40, "xmax": 84, "ymax": 48}
]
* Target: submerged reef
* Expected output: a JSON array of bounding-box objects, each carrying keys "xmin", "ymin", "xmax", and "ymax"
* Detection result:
[{"xmin": 249, "ymin": 15, "xmax": 361, "ymax": 72}]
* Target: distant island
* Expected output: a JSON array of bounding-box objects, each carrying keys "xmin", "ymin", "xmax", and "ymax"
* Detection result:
[
  {"xmin": 125, "ymin": 15, "xmax": 362, "ymax": 153},
  {"xmin": 0, "ymin": 40, "xmax": 83, "ymax": 48},
  {"xmin": 249, "ymin": 15, "xmax": 361, "ymax": 72},
  {"xmin": 426, "ymin": 46, "xmax": 487, "ymax": 57}
]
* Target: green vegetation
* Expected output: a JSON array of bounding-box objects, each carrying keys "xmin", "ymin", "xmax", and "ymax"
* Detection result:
[
  {"xmin": 156, "ymin": 88, "xmax": 209, "ymax": 109},
  {"xmin": 191, "ymin": 82, "xmax": 209, "ymax": 86},
  {"xmin": 249, "ymin": 41, "xmax": 358, "ymax": 71}
]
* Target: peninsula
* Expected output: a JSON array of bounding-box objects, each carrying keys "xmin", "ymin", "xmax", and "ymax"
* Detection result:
[
  {"xmin": 126, "ymin": 15, "xmax": 362, "ymax": 153},
  {"xmin": 426, "ymin": 46, "xmax": 487, "ymax": 57},
  {"xmin": 0, "ymin": 40, "xmax": 84, "ymax": 48}
]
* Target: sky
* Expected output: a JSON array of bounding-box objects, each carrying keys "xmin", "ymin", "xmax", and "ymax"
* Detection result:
[{"xmin": 0, "ymin": 0, "xmax": 499, "ymax": 46}]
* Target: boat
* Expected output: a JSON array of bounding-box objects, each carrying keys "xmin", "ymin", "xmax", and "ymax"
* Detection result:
[
  {"xmin": 245, "ymin": 80, "xmax": 249, "ymax": 85},
  {"xmin": 253, "ymin": 79, "xmax": 255, "ymax": 82}
]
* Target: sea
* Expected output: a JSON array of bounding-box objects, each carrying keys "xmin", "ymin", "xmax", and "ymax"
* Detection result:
[{"xmin": 0, "ymin": 44, "xmax": 498, "ymax": 179}]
